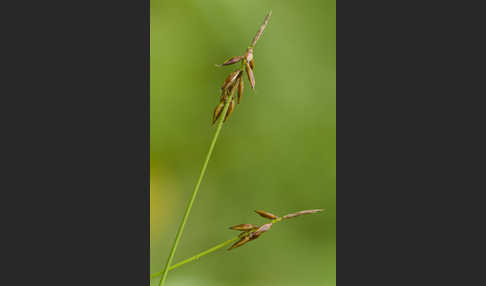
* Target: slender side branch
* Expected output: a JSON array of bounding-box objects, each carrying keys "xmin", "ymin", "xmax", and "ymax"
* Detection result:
[
  {"xmin": 153, "ymin": 208, "xmax": 323, "ymax": 279},
  {"xmin": 157, "ymin": 99, "xmax": 233, "ymax": 286},
  {"xmin": 151, "ymin": 237, "xmax": 240, "ymax": 279}
]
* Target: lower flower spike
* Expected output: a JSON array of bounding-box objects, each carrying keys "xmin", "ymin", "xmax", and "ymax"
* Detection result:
[{"xmin": 228, "ymin": 235, "xmax": 250, "ymax": 250}]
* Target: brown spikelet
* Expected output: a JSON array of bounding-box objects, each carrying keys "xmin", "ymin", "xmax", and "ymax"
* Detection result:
[
  {"xmin": 217, "ymin": 56, "xmax": 243, "ymax": 67},
  {"xmin": 229, "ymin": 74, "xmax": 240, "ymax": 96},
  {"xmin": 255, "ymin": 210, "xmax": 278, "ymax": 220},
  {"xmin": 245, "ymin": 61, "xmax": 255, "ymax": 89},
  {"xmin": 249, "ymin": 59, "xmax": 255, "ymax": 70},
  {"xmin": 224, "ymin": 99, "xmax": 235, "ymax": 122},
  {"xmin": 212, "ymin": 101, "xmax": 225, "ymax": 124},
  {"xmin": 228, "ymin": 236, "xmax": 250, "ymax": 250},
  {"xmin": 237, "ymin": 77, "xmax": 244, "ymax": 104},
  {"xmin": 249, "ymin": 223, "xmax": 272, "ymax": 241},
  {"xmin": 282, "ymin": 209, "xmax": 324, "ymax": 220},
  {"xmin": 220, "ymin": 91, "xmax": 227, "ymax": 103},
  {"xmin": 229, "ymin": 224, "xmax": 258, "ymax": 231},
  {"xmin": 221, "ymin": 70, "xmax": 241, "ymax": 91},
  {"xmin": 244, "ymin": 48, "xmax": 254, "ymax": 63}
]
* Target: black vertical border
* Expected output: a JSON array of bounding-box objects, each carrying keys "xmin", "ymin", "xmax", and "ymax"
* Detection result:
[
  {"xmin": 337, "ymin": 0, "xmax": 418, "ymax": 283},
  {"xmin": 146, "ymin": 0, "xmax": 151, "ymax": 280},
  {"xmin": 337, "ymin": 1, "xmax": 485, "ymax": 285},
  {"xmin": 2, "ymin": 0, "xmax": 150, "ymax": 284}
]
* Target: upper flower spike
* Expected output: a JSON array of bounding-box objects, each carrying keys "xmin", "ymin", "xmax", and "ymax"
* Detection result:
[{"xmin": 212, "ymin": 12, "xmax": 272, "ymax": 124}]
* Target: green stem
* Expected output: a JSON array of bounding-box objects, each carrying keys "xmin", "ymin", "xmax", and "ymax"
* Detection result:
[
  {"xmin": 157, "ymin": 98, "xmax": 233, "ymax": 286},
  {"xmin": 151, "ymin": 236, "xmax": 239, "ymax": 279}
]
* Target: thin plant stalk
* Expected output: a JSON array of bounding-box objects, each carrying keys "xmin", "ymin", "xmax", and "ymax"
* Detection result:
[
  {"xmin": 157, "ymin": 98, "xmax": 233, "ymax": 286},
  {"xmin": 151, "ymin": 236, "xmax": 240, "ymax": 279}
]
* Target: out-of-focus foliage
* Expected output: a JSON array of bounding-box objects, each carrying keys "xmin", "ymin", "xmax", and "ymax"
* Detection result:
[{"xmin": 151, "ymin": 0, "xmax": 335, "ymax": 285}]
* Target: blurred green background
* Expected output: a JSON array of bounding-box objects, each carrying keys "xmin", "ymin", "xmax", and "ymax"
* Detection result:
[{"xmin": 151, "ymin": 0, "xmax": 335, "ymax": 285}]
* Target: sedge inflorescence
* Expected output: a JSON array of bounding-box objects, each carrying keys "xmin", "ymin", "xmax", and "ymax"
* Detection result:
[
  {"xmin": 212, "ymin": 11, "xmax": 272, "ymax": 124},
  {"xmin": 228, "ymin": 209, "xmax": 324, "ymax": 250}
]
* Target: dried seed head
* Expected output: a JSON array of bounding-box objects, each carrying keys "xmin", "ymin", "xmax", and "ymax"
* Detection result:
[
  {"xmin": 220, "ymin": 91, "xmax": 227, "ymax": 103},
  {"xmin": 229, "ymin": 73, "xmax": 240, "ymax": 96},
  {"xmin": 249, "ymin": 223, "xmax": 273, "ymax": 240},
  {"xmin": 217, "ymin": 56, "xmax": 243, "ymax": 67},
  {"xmin": 212, "ymin": 101, "xmax": 225, "ymax": 124},
  {"xmin": 249, "ymin": 59, "xmax": 255, "ymax": 70},
  {"xmin": 221, "ymin": 70, "xmax": 242, "ymax": 91},
  {"xmin": 228, "ymin": 235, "xmax": 250, "ymax": 250},
  {"xmin": 249, "ymin": 231, "xmax": 262, "ymax": 240},
  {"xmin": 229, "ymin": 224, "xmax": 259, "ymax": 231},
  {"xmin": 245, "ymin": 48, "xmax": 254, "ymax": 63},
  {"xmin": 245, "ymin": 61, "xmax": 255, "ymax": 89},
  {"xmin": 237, "ymin": 77, "xmax": 244, "ymax": 104},
  {"xmin": 256, "ymin": 222, "xmax": 272, "ymax": 234},
  {"xmin": 255, "ymin": 210, "xmax": 278, "ymax": 220},
  {"xmin": 220, "ymin": 84, "xmax": 232, "ymax": 102},
  {"xmin": 224, "ymin": 99, "xmax": 235, "ymax": 122},
  {"xmin": 282, "ymin": 209, "xmax": 324, "ymax": 220}
]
